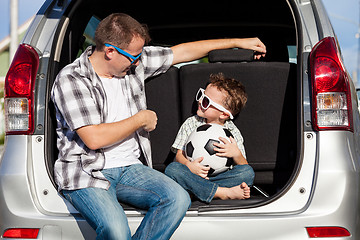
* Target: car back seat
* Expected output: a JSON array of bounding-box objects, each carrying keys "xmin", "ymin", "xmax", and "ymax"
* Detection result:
[
  {"xmin": 178, "ymin": 49, "xmax": 297, "ymax": 191},
  {"xmin": 126, "ymin": 49, "xmax": 298, "ymax": 209},
  {"xmin": 145, "ymin": 67, "xmax": 181, "ymax": 171}
]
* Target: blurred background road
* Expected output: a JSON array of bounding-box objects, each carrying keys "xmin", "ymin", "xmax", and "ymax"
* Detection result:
[{"xmin": 0, "ymin": 145, "xmax": 4, "ymax": 158}]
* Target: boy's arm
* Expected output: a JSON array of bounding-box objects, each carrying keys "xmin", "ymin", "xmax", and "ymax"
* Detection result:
[
  {"xmin": 175, "ymin": 149, "xmax": 190, "ymax": 165},
  {"xmin": 233, "ymin": 151, "xmax": 248, "ymax": 165},
  {"xmin": 176, "ymin": 149, "xmax": 210, "ymax": 179},
  {"xmin": 170, "ymin": 38, "xmax": 266, "ymax": 65}
]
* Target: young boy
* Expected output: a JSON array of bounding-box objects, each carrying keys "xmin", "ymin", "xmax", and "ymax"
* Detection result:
[{"xmin": 165, "ymin": 73, "xmax": 255, "ymax": 203}]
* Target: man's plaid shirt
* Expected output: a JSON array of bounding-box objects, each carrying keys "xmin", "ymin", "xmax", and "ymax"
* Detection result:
[{"xmin": 51, "ymin": 46, "xmax": 173, "ymax": 191}]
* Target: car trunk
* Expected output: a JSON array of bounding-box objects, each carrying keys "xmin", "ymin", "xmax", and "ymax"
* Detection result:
[{"xmin": 44, "ymin": 0, "xmax": 301, "ymax": 210}]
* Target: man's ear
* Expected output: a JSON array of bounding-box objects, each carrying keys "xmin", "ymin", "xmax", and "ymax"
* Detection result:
[{"xmin": 104, "ymin": 47, "xmax": 115, "ymax": 60}]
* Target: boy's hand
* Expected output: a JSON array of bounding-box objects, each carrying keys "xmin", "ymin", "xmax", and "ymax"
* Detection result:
[
  {"xmin": 214, "ymin": 137, "xmax": 245, "ymax": 163},
  {"xmin": 185, "ymin": 157, "xmax": 210, "ymax": 179}
]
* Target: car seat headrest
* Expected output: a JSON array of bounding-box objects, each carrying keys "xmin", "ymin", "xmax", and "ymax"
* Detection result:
[{"xmin": 208, "ymin": 49, "xmax": 254, "ymax": 63}]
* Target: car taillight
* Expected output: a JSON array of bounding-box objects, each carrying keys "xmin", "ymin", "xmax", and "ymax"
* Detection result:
[
  {"xmin": 4, "ymin": 44, "xmax": 39, "ymax": 135},
  {"xmin": 310, "ymin": 37, "xmax": 353, "ymax": 131},
  {"xmin": 3, "ymin": 228, "xmax": 40, "ymax": 239},
  {"xmin": 306, "ymin": 227, "xmax": 351, "ymax": 238}
]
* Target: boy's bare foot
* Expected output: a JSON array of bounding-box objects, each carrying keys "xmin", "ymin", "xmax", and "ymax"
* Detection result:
[{"xmin": 214, "ymin": 182, "xmax": 251, "ymax": 200}]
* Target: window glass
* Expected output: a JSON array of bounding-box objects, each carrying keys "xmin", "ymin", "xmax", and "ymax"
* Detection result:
[
  {"xmin": 287, "ymin": 45, "xmax": 297, "ymax": 64},
  {"xmin": 77, "ymin": 16, "xmax": 101, "ymax": 58}
]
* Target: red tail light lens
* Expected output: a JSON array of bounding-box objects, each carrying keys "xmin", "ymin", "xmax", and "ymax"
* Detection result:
[
  {"xmin": 3, "ymin": 228, "xmax": 40, "ymax": 239},
  {"xmin": 314, "ymin": 57, "xmax": 342, "ymax": 91},
  {"xmin": 306, "ymin": 227, "xmax": 351, "ymax": 238},
  {"xmin": 310, "ymin": 37, "xmax": 353, "ymax": 131},
  {"xmin": 4, "ymin": 44, "xmax": 39, "ymax": 135}
]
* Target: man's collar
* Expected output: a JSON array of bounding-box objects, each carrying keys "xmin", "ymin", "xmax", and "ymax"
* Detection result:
[{"xmin": 79, "ymin": 46, "xmax": 100, "ymax": 86}]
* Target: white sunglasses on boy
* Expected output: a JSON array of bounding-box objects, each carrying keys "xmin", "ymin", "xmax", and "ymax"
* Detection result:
[{"xmin": 195, "ymin": 88, "xmax": 234, "ymax": 119}]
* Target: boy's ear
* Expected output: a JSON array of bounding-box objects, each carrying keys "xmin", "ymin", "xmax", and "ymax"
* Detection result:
[{"xmin": 219, "ymin": 112, "xmax": 231, "ymax": 121}]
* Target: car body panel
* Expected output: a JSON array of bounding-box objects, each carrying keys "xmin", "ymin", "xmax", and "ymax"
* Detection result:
[{"xmin": 1, "ymin": 0, "xmax": 360, "ymax": 239}]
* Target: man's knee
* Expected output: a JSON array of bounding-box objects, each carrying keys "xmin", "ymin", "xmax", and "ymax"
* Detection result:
[
  {"xmin": 96, "ymin": 219, "xmax": 131, "ymax": 240},
  {"xmin": 167, "ymin": 180, "xmax": 191, "ymax": 212},
  {"xmin": 176, "ymin": 186, "xmax": 191, "ymax": 209}
]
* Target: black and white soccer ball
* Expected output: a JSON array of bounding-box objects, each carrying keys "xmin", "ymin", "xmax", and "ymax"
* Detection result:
[{"xmin": 185, "ymin": 123, "xmax": 234, "ymax": 176}]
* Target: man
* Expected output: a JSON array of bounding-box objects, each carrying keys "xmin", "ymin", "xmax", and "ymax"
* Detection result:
[{"xmin": 51, "ymin": 13, "xmax": 266, "ymax": 240}]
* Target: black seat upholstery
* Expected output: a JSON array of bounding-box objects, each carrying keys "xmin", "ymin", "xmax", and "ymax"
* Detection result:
[
  {"xmin": 178, "ymin": 50, "xmax": 297, "ymax": 188},
  {"xmin": 145, "ymin": 67, "xmax": 181, "ymax": 171},
  {"xmin": 145, "ymin": 49, "xmax": 297, "ymax": 193}
]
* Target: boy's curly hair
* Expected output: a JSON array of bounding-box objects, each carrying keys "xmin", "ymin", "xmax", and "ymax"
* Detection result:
[{"xmin": 209, "ymin": 73, "xmax": 248, "ymax": 116}]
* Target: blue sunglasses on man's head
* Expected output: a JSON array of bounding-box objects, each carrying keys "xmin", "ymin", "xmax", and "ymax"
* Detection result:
[{"xmin": 104, "ymin": 43, "xmax": 142, "ymax": 64}]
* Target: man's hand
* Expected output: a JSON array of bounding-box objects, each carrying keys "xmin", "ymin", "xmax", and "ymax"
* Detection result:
[
  {"xmin": 134, "ymin": 110, "xmax": 158, "ymax": 132},
  {"xmin": 235, "ymin": 37, "xmax": 266, "ymax": 59}
]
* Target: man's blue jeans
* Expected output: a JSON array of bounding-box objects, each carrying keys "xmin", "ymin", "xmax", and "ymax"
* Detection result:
[
  {"xmin": 62, "ymin": 164, "xmax": 191, "ymax": 240},
  {"xmin": 165, "ymin": 162, "xmax": 255, "ymax": 203}
]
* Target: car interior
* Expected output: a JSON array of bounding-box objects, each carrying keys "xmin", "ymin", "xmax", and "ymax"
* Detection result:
[{"xmin": 46, "ymin": 0, "xmax": 300, "ymax": 211}]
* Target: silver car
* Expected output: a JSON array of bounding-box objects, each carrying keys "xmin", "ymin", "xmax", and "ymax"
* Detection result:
[{"xmin": 1, "ymin": 0, "xmax": 360, "ymax": 239}]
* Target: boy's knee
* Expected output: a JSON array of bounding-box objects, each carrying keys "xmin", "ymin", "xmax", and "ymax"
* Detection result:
[
  {"xmin": 236, "ymin": 164, "xmax": 254, "ymax": 174},
  {"xmin": 243, "ymin": 164, "xmax": 255, "ymax": 185},
  {"xmin": 165, "ymin": 162, "xmax": 182, "ymax": 178},
  {"xmin": 233, "ymin": 164, "xmax": 255, "ymax": 185},
  {"xmin": 244, "ymin": 164, "xmax": 255, "ymax": 176}
]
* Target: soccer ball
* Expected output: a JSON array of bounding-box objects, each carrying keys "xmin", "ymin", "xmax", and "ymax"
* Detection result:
[{"xmin": 185, "ymin": 123, "xmax": 234, "ymax": 176}]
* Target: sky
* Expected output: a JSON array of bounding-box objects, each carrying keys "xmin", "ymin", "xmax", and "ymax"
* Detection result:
[
  {"xmin": 323, "ymin": 0, "xmax": 360, "ymax": 84},
  {"xmin": 0, "ymin": 0, "xmax": 45, "ymax": 39},
  {"xmin": 0, "ymin": 0, "xmax": 359, "ymax": 81}
]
